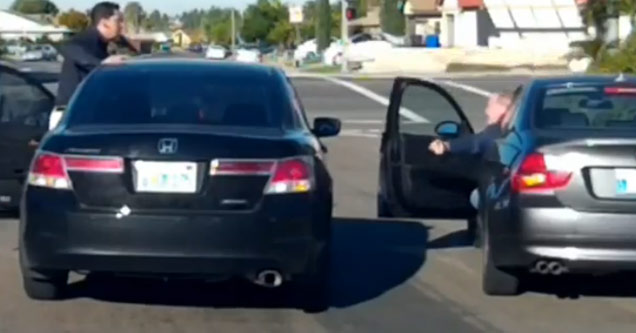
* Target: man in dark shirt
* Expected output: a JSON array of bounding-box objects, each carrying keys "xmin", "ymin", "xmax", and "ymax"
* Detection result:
[
  {"xmin": 429, "ymin": 92, "xmax": 516, "ymax": 156},
  {"xmin": 55, "ymin": 2, "xmax": 128, "ymax": 107}
]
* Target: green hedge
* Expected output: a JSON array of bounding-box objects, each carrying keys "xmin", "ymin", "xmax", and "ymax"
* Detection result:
[{"xmin": 589, "ymin": 33, "xmax": 636, "ymax": 73}]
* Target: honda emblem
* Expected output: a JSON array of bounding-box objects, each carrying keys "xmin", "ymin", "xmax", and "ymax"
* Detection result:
[{"xmin": 158, "ymin": 138, "xmax": 178, "ymax": 154}]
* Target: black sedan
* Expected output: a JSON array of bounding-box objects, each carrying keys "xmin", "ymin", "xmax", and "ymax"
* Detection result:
[
  {"xmin": 378, "ymin": 74, "xmax": 636, "ymax": 296},
  {"xmin": 19, "ymin": 59, "xmax": 340, "ymax": 311}
]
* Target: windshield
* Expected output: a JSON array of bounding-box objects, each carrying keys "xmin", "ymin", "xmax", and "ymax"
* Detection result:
[
  {"xmin": 66, "ymin": 67, "xmax": 295, "ymax": 129},
  {"xmin": 534, "ymin": 84, "xmax": 636, "ymax": 129}
]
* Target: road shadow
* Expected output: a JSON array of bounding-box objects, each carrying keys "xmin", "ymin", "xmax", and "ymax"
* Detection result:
[
  {"xmin": 524, "ymin": 273, "xmax": 636, "ymax": 299},
  {"xmin": 65, "ymin": 217, "xmax": 430, "ymax": 310},
  {"xmin": 426, "ymin": 228, "xmax": 472, "ymax": 249},
  {"xmin": 0, "ymin": 210, "xmax": 19, "ymax": 220}
]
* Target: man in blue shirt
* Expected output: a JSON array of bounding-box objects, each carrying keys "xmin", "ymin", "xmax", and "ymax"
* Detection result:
[
  {"xmin": 428, "ymin": 89, "xmax": 518, "ymax": 244},
  {"xmin": 429, "ymin": 92, "xmax": 516, "ymax": 156}
]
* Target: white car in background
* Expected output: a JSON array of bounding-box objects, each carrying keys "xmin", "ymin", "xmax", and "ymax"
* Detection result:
[
  {"xmin": 323, "ymin": 33, "xmax": 395, "ymax": 66},
  {"xmin": 205, "ymin": 45, "xmax": 228, "ymax": 60},
  {"xmin": 294, "ymin": 37, "xmax": 337, "ymax": 66},
  {"xmin": 234, "ymin": 48, "xmax": 261, "ymax": 63},
  {"xmin": 21, "ymin": 45, "xmax": 44, "ymax": 61}
]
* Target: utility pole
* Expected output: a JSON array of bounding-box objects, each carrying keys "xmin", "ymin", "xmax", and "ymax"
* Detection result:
[
  {"xmin": 605, "ymin": 0, "xmax": 620, "ymax": 52},
  {"xmin": 231, "ymin": 9, "xmax": 236, "ymax": 51},
  {"xmin": 341, "ymin": 1, "xmax": 349, "ymax": 73}
]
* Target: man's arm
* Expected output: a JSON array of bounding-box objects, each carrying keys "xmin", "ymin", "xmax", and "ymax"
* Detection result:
[{"xmin": 59, "ymin": 41, "xmax": 102, "ymax": 71}]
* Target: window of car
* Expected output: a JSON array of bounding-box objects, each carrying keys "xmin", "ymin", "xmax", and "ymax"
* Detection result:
[
  {"xmin": 66, "ymin": 67, "xmax": 298, "ymax": 130},
  {"xmin": 0, "ymin": 70, "xmax": 51, "ymax": 127},
  {"xmin": 534, "ymin": 83, "xmax": 636, "ymax": 129}
]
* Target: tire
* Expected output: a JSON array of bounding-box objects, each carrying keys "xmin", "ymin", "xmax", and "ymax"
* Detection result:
[
  {"xmin": 297, "ymin": 245, "xmax": 331, "ymax": 313},
  {"xmin": 482, "ymin": 229, "xmax": 521, "ymax": 296},
  {"xmin": 377, "ymin": 195, "xmax": 393, "ymax": 218},
  {"xmin": 19, "ymin": 249, "xmax": 68, "ymax": 300},
  {"xmin": 23, "ymin": 276, "xmax": 67, "ymax": 300}
]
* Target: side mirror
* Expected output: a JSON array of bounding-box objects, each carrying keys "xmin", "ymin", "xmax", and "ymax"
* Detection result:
[
  {"xmin": 313, "ymin": 117, "xmax": 341, "ymax": 138},
  {"xmin": 48, "ymin": 106, "xmax": 65, "ymax": 130},
  {"xmin": 435, "ymin": 120, "xmax": 460, "ymax": 137}
]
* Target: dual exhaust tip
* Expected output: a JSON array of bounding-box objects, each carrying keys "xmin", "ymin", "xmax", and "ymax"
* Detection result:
[
  {"xmin": 251, "ymin": 270, "xmax": 283, "ymax": 288},
  {"xmin": 533, "ymin": 260, "xmax": 567, "ymax": 276}
]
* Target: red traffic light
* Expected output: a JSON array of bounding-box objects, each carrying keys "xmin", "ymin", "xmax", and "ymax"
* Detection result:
[{"xmin": 346, "ymin": 8, "xmax": 356, "ymax": 20}]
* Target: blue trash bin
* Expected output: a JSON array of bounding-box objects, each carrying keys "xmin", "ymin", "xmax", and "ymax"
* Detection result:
[{"xmin": 425, "ymin": 35, "xmax": 441, "ymax": 48}]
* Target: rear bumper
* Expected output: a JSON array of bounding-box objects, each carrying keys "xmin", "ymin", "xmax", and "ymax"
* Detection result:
[
  {"xmin": 0, "ymin": 179, "xmax": 22, "ymax": 210},
  {"xmin": 490, "ymin": 206, "xmax": 636, "ymax": 273},
  {"xmin": 21, "ymin": 188, "xmax": 329, "ymax": 277}
]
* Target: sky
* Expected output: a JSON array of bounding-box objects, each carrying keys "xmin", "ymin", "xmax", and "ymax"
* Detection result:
[{"xmin": 0, "ymin": 0, "xmax": 308, "ymax": 15}]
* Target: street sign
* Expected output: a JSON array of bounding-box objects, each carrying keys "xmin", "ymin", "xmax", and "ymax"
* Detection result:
[{"xmin": 289, "ymin": 6, "xmax": 303, "ymax": 24}]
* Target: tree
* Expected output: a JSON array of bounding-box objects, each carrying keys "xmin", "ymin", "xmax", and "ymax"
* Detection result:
[
  {"xmin": 357, "ymin": 0, "xmax": 368, "ymax": 17},
  {"xmin": 381, "ymin": 0, "xmax": 405, "ymax": 35},
  {"xmin": 124, "ymin": 2, "xmax": 145, "ymax": 33},
  {"xmin": 10, "ymin": 0, "xmax": 58, "ymax": 15},
  {"xmin": 241, "ymin": 0, "xmax": 287, "ymax": 44},
  {"xmin": 58, "ymin": 9, "xmax": 89, "ymax": 31},
  {"xmin": 315, "ymin": 0, "xmax": 331, "ymax": 51},
  {"xmin": 143, "ymin": 9, "xmax": 170, "ymax": 31}
]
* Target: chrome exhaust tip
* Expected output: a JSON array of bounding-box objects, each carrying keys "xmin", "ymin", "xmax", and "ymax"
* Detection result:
[
  {"xmin": 534, "ymin": 260, "xmax": 550, "ymax": 274},
  {"xmin": 252, "ymin": 270, "xmax": 283, "ymax": 288}
]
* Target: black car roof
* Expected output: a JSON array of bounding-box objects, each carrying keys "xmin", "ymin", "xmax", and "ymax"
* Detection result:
[{"xmin": 96, "ymin": 55, "xmax": 281, "ymax": 78}]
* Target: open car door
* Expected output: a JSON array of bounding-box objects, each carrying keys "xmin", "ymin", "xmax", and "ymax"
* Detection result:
[
  {"xmin": 0, "ymin": 64, "xmax": 55, "ymax": 209},
  {"xmin": 378, "ymin": 77, "xmax": 481, "ymax": 218}
]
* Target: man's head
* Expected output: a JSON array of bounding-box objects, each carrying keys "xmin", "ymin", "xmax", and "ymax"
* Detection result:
[
  {"xmin": 90, "ymin": 2, "xmax": 123, "ymax": 41},
  {"xmin": 485, "ymin": 87, "xmax": 521, "ymax": 125}
]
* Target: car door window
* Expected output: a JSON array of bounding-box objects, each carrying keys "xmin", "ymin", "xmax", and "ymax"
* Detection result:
[
  {"xmin": 0, "ymin": 69, "xmax": 52, "ymax": 128},
  {"xmin": 398, "ymin": 83, "xmax": 467, "ymax": 136}
]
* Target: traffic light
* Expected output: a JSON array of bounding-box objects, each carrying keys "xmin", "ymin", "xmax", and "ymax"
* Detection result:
[{"xmin": 346, "ymin": 7, "xmax": 356, "ymax": 20}]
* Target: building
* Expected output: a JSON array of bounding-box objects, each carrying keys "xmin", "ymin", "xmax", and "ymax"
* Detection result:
[
  {"xmin": 128, "ymin": 32, "xmax": 170, "ymax": 53},
  {"xmin": 171, "ymin": 29, "xmax": 191, "ymax": 48},
  {"xmin": 348, "ymin": 6, "xmax": 381, "ymax": 34},
  {"xmin": 403, "ymin": 0, "xmax": 443, "ymax": 46},
  {"xmin": 440, "ymin": 0, "xmax": 492, "ymax": 48},
  {"xmin": 484, "ymin": 0, "xmax": 587, "ymax": 51},
  {"xmin": 0, "ymin": 10, "xmax": 70, "ymax": 41}
]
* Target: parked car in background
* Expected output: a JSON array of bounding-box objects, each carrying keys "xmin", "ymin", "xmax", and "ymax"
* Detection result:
[
  {"xmin": 38, "ymin": 44, "xmax": 58, "ymax": 61},
  {"xmin": 205, "ymin": 44, "xmax": 229, "ymax": 60},
  {"xmin": 234, "ymin": 48, "xmax": 261, "ymax": 63},
  {"xmin": 20, "ymin": 45, "xmax": 44, "ymax": 62},
  {"xmin": 323, "ymin": 33, "xmax": 394, "ymax": 66}
]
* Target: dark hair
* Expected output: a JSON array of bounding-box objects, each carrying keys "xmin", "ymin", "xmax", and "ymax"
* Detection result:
[{"xmin": 90, "ymin": 2, "xmax": 120, "ymax": 26}]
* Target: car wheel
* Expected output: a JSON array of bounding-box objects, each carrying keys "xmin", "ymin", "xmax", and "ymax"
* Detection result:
[
  {"xmin": 482, "ymin": 229, "xmax": 521, "ymax": 296},
  {"xmin": 22, "ymin": 275, "xmax": 68, "ymax": 300},
  {"xmin": 19, "ymin": 249, "xmax": 68, "ymax": 300},
  {"xmin": 297, "ymin": 244, "xmax": 331, "ymax": 313}
]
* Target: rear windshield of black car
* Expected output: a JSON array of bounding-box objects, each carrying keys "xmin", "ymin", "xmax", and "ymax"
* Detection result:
[
  {"xmin": 534, "ymin": 84, "xmax": 636, "ymax": 129},
  {"xmin": 66, "ymin": 67, "xmax": 296, "ymax": 129}
]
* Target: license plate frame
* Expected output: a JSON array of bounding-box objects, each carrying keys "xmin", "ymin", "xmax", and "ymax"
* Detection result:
[
  {"xmin": 615, "ymin": 168, "xmax": 636, "ymax": 195},
  {"xmin": 134, "ymin": 160, "xmax": 198, "ymax": 194}
]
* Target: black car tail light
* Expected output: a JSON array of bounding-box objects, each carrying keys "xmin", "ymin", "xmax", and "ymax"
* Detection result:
[
  {"xmin": 264, "ymin": 157, "xmax": 313, "ymax": 194},
  {"xmin": 28, "ymin": 153, "xmax": 125, "ymax": 190},
  {"xmin": 209, "ymin": 157, "xmax": 314, "ymax": 194},
  {"xmin": 28, "ymin": 153, "xmax": 72, "ymax": 190}
]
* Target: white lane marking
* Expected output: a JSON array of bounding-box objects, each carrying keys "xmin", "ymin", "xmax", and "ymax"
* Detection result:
[
  {"xmin": 339, "ymin": 129, "xmax": 380, "ymax": 138},
  {"xmin": 341, "ymin": 119, "xmax": 384, "ymax": 124},
  {"xmin": 323, "ymin": 77, "xmax": 430, "ymax": 123},
  {"xmin": 433, "ymin": 79, "xmax": 494, "ymax": 98}
]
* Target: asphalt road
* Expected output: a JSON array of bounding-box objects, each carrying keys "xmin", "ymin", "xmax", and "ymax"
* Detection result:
[{"xmin": 3, "ymin": 62, "xmax": 636, "ymax": 332}]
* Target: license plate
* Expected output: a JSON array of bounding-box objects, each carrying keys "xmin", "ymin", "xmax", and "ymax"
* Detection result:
[
  {"xmin": 0, "ymin": 196, "xmax": 10, "ymax": 203},
  {"xmin": 134, "ymin": 161, "xmax": 197, "ymax": 193},
  {"xmin": 615, "ymin": 169, "xmax": 636, "ymax": 194}
]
